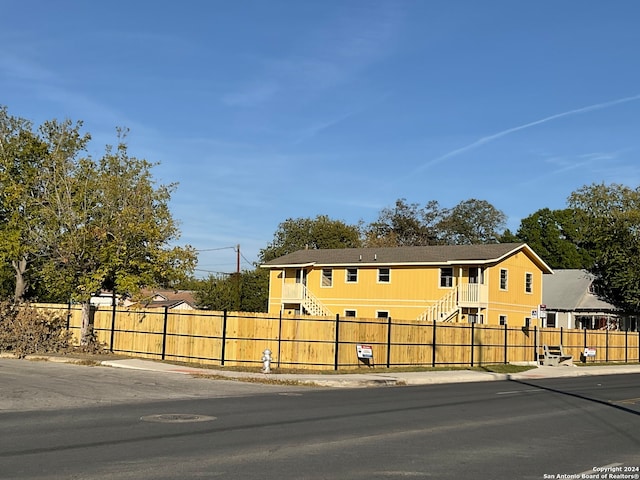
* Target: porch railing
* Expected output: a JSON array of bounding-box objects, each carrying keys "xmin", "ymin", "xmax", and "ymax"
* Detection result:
[
  {"xmin": 281, "ymin": 283, "xmax": 332, "ymax": 316},
  {"xmin": 418, "ymin": 283, "xmax": 488, "ymax": 322}
]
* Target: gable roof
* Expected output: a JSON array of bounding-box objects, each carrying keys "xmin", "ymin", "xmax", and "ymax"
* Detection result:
[
  {"xmin": 543, "ymin": 269, "xmax": 618, "ymax": 312},
  {"xmin": 136, "ymin": 288, "xmax": 197, "ymax": 309},
  {"xmin": 262, "ymin": 243, "xmax": 553, "ymax": 273}
]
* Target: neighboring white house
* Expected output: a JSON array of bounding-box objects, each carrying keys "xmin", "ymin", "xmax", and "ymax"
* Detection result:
[
  {"xmin": 543, "ymin": 269, "xmax": 638, "ymax": 331},
  {"xmin": 90, "ymin": 289, "xmax": 197, "ymax": 310},
  {"xmin": 90, "ymin": 291, "xmax": 121, "ymax": 307}
]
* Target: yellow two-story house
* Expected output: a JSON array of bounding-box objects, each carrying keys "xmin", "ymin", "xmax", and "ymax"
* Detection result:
[{"xmin": 262, "ymin": 243, "xmax": 553, "ymax": 325}]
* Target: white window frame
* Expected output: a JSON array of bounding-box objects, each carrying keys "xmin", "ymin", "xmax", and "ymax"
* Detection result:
[
  {"xmin": 499, "ymin": 268, "xmax": 508, "ymax": 290},
  {"xmin": 346, "ymin": 268, "xmax": 358, "ymax": 283},
  {"xmin": 321, "ymin": 268, "xmax": 333, "ymax": 288},
  {"xmin": 440, "ymin": 267, "xmax": 454, "ymax": 288},
  {"xmin": 524, "ymin": 272, "xmax": 533, "ymax": 294},
  {"xmin": 378, "ymin": 268, "xmax": 390, "ymax": 283},
  {"xmin": 499, "ymin": 315, "xmax": 507, "ymax": 326},
  {"xmin": 376, "ymin": 310, "xmax": 389, "ymax": 319},
  {"xmin": 344, "ymin": 309, "xmax": 357, "ymax": 317}
]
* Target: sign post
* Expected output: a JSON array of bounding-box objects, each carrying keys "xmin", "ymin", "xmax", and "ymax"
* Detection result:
[{"xmin": 538, "ymin": 304, "xmax": 547, "ymax": 326}]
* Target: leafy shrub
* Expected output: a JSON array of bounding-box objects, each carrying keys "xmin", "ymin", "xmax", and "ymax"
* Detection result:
[{"xmin": 0, "ymin": 302, "xmax": 72, "ymax": 358}]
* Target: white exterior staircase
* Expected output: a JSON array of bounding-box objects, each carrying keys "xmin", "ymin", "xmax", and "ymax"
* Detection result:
[
  {"xmin": 417, "ymin": 289, "xmax": 460, "ymax": 322},
  {"xmin": 282, "ymin": 283, "xmax": 332, "ymax": 316}
]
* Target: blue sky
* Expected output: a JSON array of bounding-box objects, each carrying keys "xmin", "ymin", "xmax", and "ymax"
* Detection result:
[{"xmin": 2, "ymin": 1, "xmax": 640, "ymax": 277}]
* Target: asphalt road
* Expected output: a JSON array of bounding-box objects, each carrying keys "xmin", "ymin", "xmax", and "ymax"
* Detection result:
[{"xmin": 1, "ymin": 360, "xmax": 639, "ymax": 479}]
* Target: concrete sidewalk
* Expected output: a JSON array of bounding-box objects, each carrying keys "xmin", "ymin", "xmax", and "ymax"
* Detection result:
[{"xmin": 99, "ymin": 358, "xmax": 640, "ymax": 388}]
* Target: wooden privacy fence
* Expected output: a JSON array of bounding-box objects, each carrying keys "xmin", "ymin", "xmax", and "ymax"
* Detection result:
[{"xmin": 37, "ymin": 303, "xmax": 640, "ymax": 370}]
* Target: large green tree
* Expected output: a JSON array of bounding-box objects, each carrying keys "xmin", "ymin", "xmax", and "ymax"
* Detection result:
[
  {"xmin": 363, "ymin": 198, "xmax": 442, "ymax": 247},
  {"xmin": 513, "ymin": 208, "xmax": 592, "ymax": 269},
  {"xmin": 35, "ymin": 127, "xmax": 197, "ymax": 343},
  {"xmin": 568, "ymin": 183, "xmax": 640, "ymax": 312},
  {"xmin": 437, "ymin": 199, "xmax": 507, "ymax": 245},
  {"xmin": 260, "ymin": 214, "xmax": 361, "ymax": 263},
  {"xmin": 194, "ymin": 268, "xmax": 269, "ymax": 312},
  {"xmin": 0, "ymin": 109, "xmax": 89, "ymax": 302}
]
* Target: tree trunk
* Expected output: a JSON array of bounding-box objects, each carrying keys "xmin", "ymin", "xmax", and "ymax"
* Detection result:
[
  {"xmin": 80, "ymin": 299, "xmax": 94, "ymax": 345},
  {"xmin": 12, "ymin": 257, "xmax": 28, "ymax": 303}
]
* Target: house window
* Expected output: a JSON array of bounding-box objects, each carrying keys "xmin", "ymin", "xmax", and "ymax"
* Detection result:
[
  {"xmin": 499, "ymin": 315, "xmax": 507, "ymax": 326},
  {"xmin": 378, "ymin": 268, "xmax": 390, "ymax": 283},
  {"xmin": 546, "ymin": 312, "xmax": 556, "ymax": 328},
  {"xmin": 377, "ymin": 311, "xmax": 389, "ymax": 319},
  {"xmin": 345, "ymin": 309, "xmax": 356, "ymax": 317},
  {"xmin": 440, "ymin": 267, "xmax": 454, "ymax": 288},
  {"xmin": 525, "ymin": 272, "xmax": 533, "ymax": 294},
  {"xmin": 468, "ymin": 314, "xmax": 484, "ymax": 324},
  {"xmin": 346, "ymin": 268, "xmax": 358, "ymax": 283},
  {"xmin": 321, "ymin": 268, "xmax": 332, "ymax": 287},
  {"xmin": 499, "ymin": 269, "xmax": 508, "ymax": 290}
]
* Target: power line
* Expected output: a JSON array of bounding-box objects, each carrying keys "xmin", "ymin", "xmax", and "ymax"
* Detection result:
[{"xmin": 195, "ymin": 246, "xmax": 236, "ymax": 252}]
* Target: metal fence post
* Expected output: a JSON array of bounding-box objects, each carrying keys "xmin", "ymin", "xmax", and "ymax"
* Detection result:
[
  {"xmin": 109, "ymin": 291, "xmax": 117, "ymax": 352},
  {"xmin": 470, "ymin": 322, "xmax": 475, "ymax": 367},
  {"xmin": 221, "ymin": 309, "xmax": 228, "ymax": 365},
  {"xmin": 161, "ymin": 306, "xmax": 169, "ymax": 360},
  {"xmin": 386, "ymin": 316, "xmax": 392, "ymax": 368},
  {"xmin": 277, "ymin": 310, "xmax": 283, "ymax": 368},
  {"xmin": 504, "ymin": 323, "xmax": 508, "ymax": 364},
  {"xmin": 334, "ymin": 314, "xmax": 340, "ymax": 371},
  {"xmin": 432, "ymin": 320, "xmax": 437, "ymax": 367},
  {"xmin": 625, "ymin": 328, "xmax": 628, "ymax": 363},
  {"xmin": 66, "ymin": 300, "xmax": 71, "ymax": 331}
]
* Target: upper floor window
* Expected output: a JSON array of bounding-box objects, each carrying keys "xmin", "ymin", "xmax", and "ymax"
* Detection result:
[
  {"xmin": 440, "ymin": 267, "xmax": 454, "ymax": 288},
  {"xmin": 499, "ymin": 269, "xmax": 508, "ymax": 290},
  {"xmin": 378, "ymin": 268, "xmax": 390, "ymax": 283},
  {"xmin": 321, "ymin": 268, "xmax": 332, "ymax": 287},
  {"xmin": 525, "ymin": 272, "xmax": 533, "ymax": 294},
  {"xmin": 346, "ymin": 268, "xmax": 358, "ymax": 283}
]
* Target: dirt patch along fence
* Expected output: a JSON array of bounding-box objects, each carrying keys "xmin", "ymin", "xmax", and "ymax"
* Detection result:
[{"xmin": 36, "ymin": 303, "xmax": 640, "ymax": 370}]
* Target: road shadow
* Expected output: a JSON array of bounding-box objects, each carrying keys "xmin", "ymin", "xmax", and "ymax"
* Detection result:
[{"xmin": 507, "ymin": 376, "xmax": 640, "ymax": 417}]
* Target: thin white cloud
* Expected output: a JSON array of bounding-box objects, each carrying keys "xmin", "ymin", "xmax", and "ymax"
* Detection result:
[
  {"xmin": 416, "ymin": 94, "xmax": 640, "ymax": 172},
  {"xmin": 221, "ymin": 82, "xmax": 280, "ymax": 107},
  {"xmin": 220, "ymin": 4, "xmax": 403, "ymax": 109}
]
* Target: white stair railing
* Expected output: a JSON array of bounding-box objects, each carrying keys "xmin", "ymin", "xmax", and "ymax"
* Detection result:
[
  {"xmin": 417, "ymin": 289, "xmax": 459, "ymax": 322},
  {"xmin": 301, "ymin": 285, "xmax": 332, "ymax": 316}
]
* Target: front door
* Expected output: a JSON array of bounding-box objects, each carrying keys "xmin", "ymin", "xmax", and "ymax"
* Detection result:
[
  {"xmin": 469, "ymin": 267, "xmax": 484, "ymax": 284},
  {"xmin": 296, "ymin": 269, "xmax": 307, "ymax": 286}
]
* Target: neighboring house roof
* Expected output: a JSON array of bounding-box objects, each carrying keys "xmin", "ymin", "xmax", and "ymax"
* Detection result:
[
  {"xmin": 134, "ymin": 289, "xmax": 197, "ymax": 309},
  {"xmin": 543, "ymin": 269, "xmax": 618, "ymax": 312},
  {"xmin": 262, "ymin": 243, "xmax": 553, "ymax": 273}
]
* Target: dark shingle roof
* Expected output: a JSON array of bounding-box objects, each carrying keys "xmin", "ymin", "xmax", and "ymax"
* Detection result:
[{"xmin": 262, "ymin": 243, "xmax": 552, "ymax": 271}]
